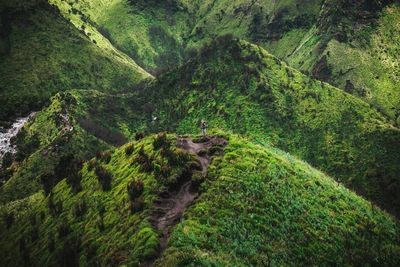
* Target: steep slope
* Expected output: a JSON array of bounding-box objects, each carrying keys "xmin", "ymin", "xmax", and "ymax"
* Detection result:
[
  {"xmin": 54, "ymin": 0, "xmax": 400, "ymax": 121},
  {"xmin": 2, "ymin": 38, "xmax": 399, "ymax": 216},
  {"xmin": 287, "ymin": 1, "xmax": 400, "ymax": 121},
  {"xmin": 0, "ymin": 133, "xmax": 399, "ymax": 266},
  {"xmin": 49, "ymin": 0, "xmax": 191, "ymax": 72},
  {"xmin": 0, "ymin": 0, "xmax": 150, "ymax": 122},
  {"xmin": 139, "ymin": 38, "xmax": 400, "ymax": 216}
]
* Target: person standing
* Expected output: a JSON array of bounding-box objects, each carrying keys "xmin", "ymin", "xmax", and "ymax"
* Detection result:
[{"xmin": 200, "ymin": 120, "xmax": 207, "ymax": 137}]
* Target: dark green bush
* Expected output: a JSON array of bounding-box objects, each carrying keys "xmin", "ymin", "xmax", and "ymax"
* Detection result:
[
  {"xmin": 127, "ymin": 178, "xmax": 144, "ymax": 200},
  {"xmin": 125, "ymin": 143, "xmax": 134, "ymax": 156},
  {"xmin": 95, "ymin": 165, "xmax": 112, "ymax": 191},
  {"xmin": 133, "ymin": 146, "xmax": 153, "ymax": 172},
  {"xmin": 96, "ymin": 150, "xmax": 112, "ymax": 164},
  {"xmin": 67, "ymin": 160, "xmax": 83, "ymax": 192},
  {"xmin": 72, "ymin": 198, "xmax": 87, "ymax": 218},
  {"xmin": 153, "ymin": 132, "xmax": 169, "ymax": 150},
  {"xmin": 135, "ymin": 132, "xmax": 145, "ymax": 140},
  {"xmin": 191, "ymin": 171, "xmax": 204, "ymax": 187},
  {"xmin": 129, "ymin": 196, "xmax": 144, "ymax": 213}
]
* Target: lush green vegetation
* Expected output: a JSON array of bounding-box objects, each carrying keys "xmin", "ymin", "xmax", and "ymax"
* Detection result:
[
  {"xmin": 160, "ymin": 133, "xmax": 400, "ymax": 266},
  {"xmin": 1, "ymin": 1, "xmax": 400, "ymax": 265},
  {"xmin": 3, "ymin": 38, "xmax": 399, "ymax": 216},
  {"xmin": 48, "ymin": 0, "xmax": 400, "ymax": 121},
  {"xmin": 1, "ymin": 133, "xmax": 399, "ymax": 266},
  {"xmin": 140, "ymin": 38, "xmax": 400, "ymax": 216},
  {"xmin": 0, "ymin": 0, "xmax": 149, "ymax": 122}
]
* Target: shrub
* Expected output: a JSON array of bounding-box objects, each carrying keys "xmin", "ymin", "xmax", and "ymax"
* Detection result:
[
  {"xmin": 129, "ymin": 196, "xmax": 144, "ymax": 213},
  {"xmin": 187, "ymin": 160, "xmax": 202, "ymax": 171},
  {"xmin": 30, "ymin": 226, "xmax": 39, "ymax": 242},
  {"xmin": 168, "ymin": 148, "xmax": 190, "ymax": 166},
  {"xmin": 87, "ymin": 159, "xmax": 97, "ymax": 171},
  {"xmin": 40, "ymin": 173, "xmax": 56, "ymax": 195},
  {"xmin": 95, "ymin": 165, "xmax": 112, "ymax": 191},
  {"xmin": 57, "ymin": 235, "xmax": 80, "ymax": 267},
  {"xmin": 72, "ymin": 198, "xmax": 87, "ymax": 218},
  {"xmin": 135, "ymin": 132, "xmax": 145, "ymax": 141},
  {"xmin": 161, "ymin": 164, "xmax": 172, "ymax": 178},
  {"xmin": 191, "ymin": 171, "xmax": 205, "ymax": 187},
  {"xmin": 67, "ymin": 160, "xmax": 83, "ymax": 192},
  {"xmin": 133, "ymin": 146, "xmax": 153, "ymax": 172},
  {"xmin": 96, "ymin": 150, "xmax": 112, "ymax": 164},
  {"xmin": 125, "ymin": 143, "xmax": 134, "ymax": 156},
  {"xmin": 47, "ymin": 193, "xmax": 63, "ymax": 215},
  {"xmin": 153, "ymin": 132, "xmax": 169, "ymax": 150},
  {"xmin": 127, "ymin": 178, "xmax": 144, "ymax": 200},
  {"xmin": 97, "ymin": 215, "xmax": 105, "ymax": 231}
]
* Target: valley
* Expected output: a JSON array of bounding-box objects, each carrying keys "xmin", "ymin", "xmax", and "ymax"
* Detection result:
[{"xmin": 0, "ymin": 0, "xmax": 399, "ymax": 266}]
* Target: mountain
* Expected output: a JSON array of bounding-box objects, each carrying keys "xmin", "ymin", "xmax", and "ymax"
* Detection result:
[
  {"xmin": 2, "ymin": 38, "xmax": 399, "ymax": 217},
  {"xmin": 0, "ymin": 0, "xmax": 150, "ymax": 122},
  {"xmin": 0, "ymin": 132, "xmax": 399, "ymax": 266},
  {"xmin": 1, "ymin": 2, "xmax": 400, "ymax": 265},
  {"xmin": 51, "ymin": 0, "xmax": 400, "ymax": 121}
]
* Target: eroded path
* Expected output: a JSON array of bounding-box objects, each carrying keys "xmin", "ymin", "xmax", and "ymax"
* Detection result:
[{"xmin": 143, "ymin": 136, "xmax": 226, "ymax": 266}]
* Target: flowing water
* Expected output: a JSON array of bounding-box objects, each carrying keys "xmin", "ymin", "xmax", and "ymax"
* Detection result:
[{"xmin": 0, "ymin": 113, "xmax": 35, "ymax": 165}]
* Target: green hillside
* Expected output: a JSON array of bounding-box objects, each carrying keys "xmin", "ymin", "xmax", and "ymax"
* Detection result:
[
  {"xmin": 0, "ymin": 0, "xmax": 150, "ymax": 122},
  {"xmin": 3, "ymin": 38, "xmax": 399, "ymax": 219},
  {"xmin": 1, "ymin": 133, "xmax": 399, "ymax": 266},
  {"xmin": 138, "ymin": 38, "xmax": 400, "ymax": 216},
  {"xmin": 51, "ymin": 0, "xmax": 400, "ymax": 121}
]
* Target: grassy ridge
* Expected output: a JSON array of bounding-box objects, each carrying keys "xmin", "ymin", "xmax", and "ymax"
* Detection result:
[
  {"xmin": 0, "ymin": 133, "xmax": 399, "ymax": 266},
  {"xmin": 160, "ymin": 134, "xmax": 400, "ymax": 266},
  {"xmin": 50, "ymin": 0, "xmax": 400, "ymax": 121},
  {"xmin": 2, "ymin": 38, "xmax": 399, "ymax": 216},
  {"xmin": 0, "ymin": 133, "xmax": 200, "ymax": 266},
  {"xmin": 138, "ymin": 38, "xmax": 400, "ymax": 216},
  {"xmin": 0, "ymin": 0, "xmax": 150, "ymax": 121}
]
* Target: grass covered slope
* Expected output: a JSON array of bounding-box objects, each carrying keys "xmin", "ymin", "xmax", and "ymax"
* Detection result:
[
  {"xmin": 49, "ymin": 0, "xmax": 191, "ymax": 72},
  {"xmin": 0, "ymin": 133, "xmax": 204, "ymax": 266},
  {"xmin": 51, "ymin": 0, "xmax": 400, "ymax": 121},
  {"xmin": 0, "ymin": 133, "xmax": 399, "ymax": 266},
  {"xmin": 0, "ymin": 0, "xmax": 150, "ymax": 121},
  {"xmin": 138, "ymin": 38, "xmax": 400, "ymax": 216},
  {"xmin": 4, "ymin": 37, "xmax": 399, "ymax": 216},
  {"xmin": 159, "ymin": 134, "xmax": 400, "ymax": 266},
  {"xmin": 287, "ymin": 2, "xmax": 400, "ymax": 121},
  {"xmin": 0, "ymin": 92, "xmax": 111, "ymax": 203}
]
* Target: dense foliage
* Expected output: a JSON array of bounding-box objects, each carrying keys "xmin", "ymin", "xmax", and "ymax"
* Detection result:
[
  {"xmin": 0, "ymin": 0, "xmax": 149, "ymax": 121},
  {"xmin": 0, "ymin": 133, "xmax": 399, "ymax": 266}
]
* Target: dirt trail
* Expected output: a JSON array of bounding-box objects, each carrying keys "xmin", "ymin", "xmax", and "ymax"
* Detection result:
[{"xmin": 142, "ymin": 136, "xmax": 226, "ymax": 267}]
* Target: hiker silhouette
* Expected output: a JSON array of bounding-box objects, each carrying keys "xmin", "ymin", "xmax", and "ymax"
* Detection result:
[{"xmin": 200, "ymin": 120, "xmax": 207, "ymax": 137}]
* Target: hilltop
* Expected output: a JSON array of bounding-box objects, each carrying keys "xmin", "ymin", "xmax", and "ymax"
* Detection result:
[
  {"xmin": 0, "ymin": 0, "xmax": 150, "ymax": 122},
  {"xmin": 2, "ymin": 38, "xmax": 399, "ymax": 218},
  {"xmin": 0, "ymin": 132, "xmax": 399, "ymax": 266}
]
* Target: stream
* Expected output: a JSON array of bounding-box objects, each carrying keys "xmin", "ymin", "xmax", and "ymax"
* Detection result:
[{"xmin": 0, "ymin": 113, "xmax": 35, "ymax": 166}]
